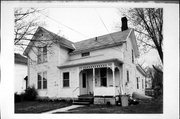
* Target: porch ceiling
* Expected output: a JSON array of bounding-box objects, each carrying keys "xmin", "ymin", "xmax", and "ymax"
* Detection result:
[{"xmin": 58, "ymin": 57, "xmax": 123, "ymax": 69}]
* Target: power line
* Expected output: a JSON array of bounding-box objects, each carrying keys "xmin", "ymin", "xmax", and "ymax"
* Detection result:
[
  {"xmin": 39, "ymin": 12, "xmax": 89, "ymax": 38},
  {"xmin": 94, "ymin": 8, "xmax": 119, "ymax": 46}
]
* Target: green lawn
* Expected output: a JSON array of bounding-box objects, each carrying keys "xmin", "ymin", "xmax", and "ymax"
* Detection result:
[
  {"xmin": 15, "ymin": 101, "xmax": 71, "ymax": 113},
  {"xmin": 15, "ymin": 97, "xmax": 163, "ymax": 114},
  {"xmin": 56, "ymin": 99, "xmax": 163, "ymax": 114}
]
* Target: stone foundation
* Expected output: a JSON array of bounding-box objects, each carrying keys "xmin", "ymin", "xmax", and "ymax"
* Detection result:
[{"xmin": 94, "ymin": 96, "xmax": 116, "ymax": 105}]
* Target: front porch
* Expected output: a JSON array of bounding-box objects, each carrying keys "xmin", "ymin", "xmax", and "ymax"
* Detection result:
[{"xmin": 78, "ymin": 62, "xmax": 125, "ymax": 97}]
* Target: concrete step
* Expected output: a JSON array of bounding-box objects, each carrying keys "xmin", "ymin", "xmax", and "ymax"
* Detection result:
[{"xmin": 73, "ymin": 101, "xmax": 91, "ymax": 105}]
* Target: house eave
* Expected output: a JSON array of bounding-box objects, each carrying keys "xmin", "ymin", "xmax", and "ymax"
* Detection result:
[
  {"xmin": 58, "ymin": 58, "xmax": 123, "ymax": 69},
  {"xmin": 136, "ymin": 64, "xmax": 147, "ymax": 77}
]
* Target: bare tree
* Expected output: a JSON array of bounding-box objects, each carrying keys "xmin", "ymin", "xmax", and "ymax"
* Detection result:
[
  {"xmin": 116, "ymin": 8, "xmax": 163, "ymax": 64},
  {"xmin": 14, "ymin": 8, "xmax": 46, "ymax": 51}
]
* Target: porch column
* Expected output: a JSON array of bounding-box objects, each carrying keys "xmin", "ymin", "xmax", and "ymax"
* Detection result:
[
  {"xmin": 112, "ymin": 64, "xmax": 115, "ymax": 96},
  {"xmin": 93, "ymin": 68, "xmax": 95, "ymax": 95},
  {"xmin": 122, "ymin": 64, "xmax": 125, "ymax": 94}
]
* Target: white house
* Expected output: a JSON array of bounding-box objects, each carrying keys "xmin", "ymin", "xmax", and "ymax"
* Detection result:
[
  {"xmin": 14, "ymin": 53, "xmax": 28, "ymax": 94},
  {"xmin": 23, "ymin": 17, "xmax": 146, "ymax": 103}
]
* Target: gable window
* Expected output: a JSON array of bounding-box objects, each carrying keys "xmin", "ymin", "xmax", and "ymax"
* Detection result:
[
  {"xmin": 37, "ymin": 48, "xmax": 42, "ymax": 64},
  {"xmin": 43, "ymin": 46, "xmax": 47, "ymax": 62},
  {"xmin": 100, "ymin": 68, "xmax": 107, "ymax": 87},
  {"xmin": 37, "ymin": 46, "xmax": 47, "ymax": 64},
  {"xmin": 37, "ymin": 71, "xmax": 47, "ymax": 89},
  {"xmin": 137, "ymin": 77, "xmax": 139, "ymax": 89},
  {"xmin": 127, "ymin": 70, "xmax": 129, "ymax": 82},
  {"xmin": 132, "ymin": 49, "xmax": 134, "ymax": 63},
  {"xmin": 63, "ymin": 72, "xmax": 69, "ymax": 87},
  {"xmin": 81, "ymin": 52, "xmax": 90, "ymax": 57}
]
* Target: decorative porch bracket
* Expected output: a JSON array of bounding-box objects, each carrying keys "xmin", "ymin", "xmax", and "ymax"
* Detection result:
[{"xmin": 79, "ymin": 63, "xmax": 113, "ymax": 72}]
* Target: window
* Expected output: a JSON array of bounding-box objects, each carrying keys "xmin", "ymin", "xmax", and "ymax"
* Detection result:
[
  {"xmin": 82, "ymin": 73, "xmax": 86, "ymax": 88},
  {"xmin": 63, "ymin": 72, "xmax": 69, "ymax": 87},
  {"xmin": 127, "ymin": 70, "xmax": 129, "ymax": 82},
  {"xmin": 81, "ymin": 52, "xmax": 90, "ymax": 57},
  {"xmin": 37, "ymin": 48, "xmax": 42, "ymax": 64},
  {"xmin": 37, "ymin": 71, "xmax": 47, "ymax": 89},
  {"xmin": 43, "ymin": 72, "xmax": 47, "ymax": 89},
  {"xmin": 132, "ymin": 49, "xmax": 134, "ymax": 63},
  {"xmin": 43, "ymin": 46, "xmax": 47, "ymax": 62},
  {"xmin": 37, "ymin": 46, "xmax": 47, "ymax": 64},
  {"xmin": 137, "ymin": 77, "xmax": 139, "ymax": 89},
  {"xmin": 142, "ymin": 79, "xmax": 144, "ymax": 89},
  {"xmin": 100, "ymin": 68, "xmax": 107, "ymax": 87},
  {"xmin": 37, "ymin": 73, "xmax": 42, "ymax": 89}
]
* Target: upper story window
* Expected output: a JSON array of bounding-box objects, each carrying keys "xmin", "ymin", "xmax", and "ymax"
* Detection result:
[
  {"xmin": 132, "ymin": 49, "xmax": 134, "ymax": 63},
  {"xmin": 81, "ymin": 52, "xmax": 90, "ymax": 57},
  {"xmin": 37, "ymin": 46, "xmax": 47, "ymax": 64}
]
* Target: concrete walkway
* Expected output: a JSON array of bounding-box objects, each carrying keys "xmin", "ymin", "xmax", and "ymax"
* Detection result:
[{"xmin": 42, "ymin": 105, "xmax": 84, "ymax": 114}]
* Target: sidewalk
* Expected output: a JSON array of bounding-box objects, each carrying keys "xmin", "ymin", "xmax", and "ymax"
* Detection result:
[{"xmin": 42, "ymin": 105, "xmax": 84, "ymax": 114}]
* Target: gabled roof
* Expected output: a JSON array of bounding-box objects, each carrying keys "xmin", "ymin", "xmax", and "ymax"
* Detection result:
[
  {"xmin": 39, "ymin": 27, "xmax": 75, "ymax": 50},
  {"xmin": 71, "ymin": 29, "xmax": 131, "ymax": 54},
  {"xmin": 23, "ymin": 27, "xmax": 75, "ymax": 56},
  {"xmin": 15, "ymin": 53, "xmax": 27, "ymax": 65},
  {"xmin": 23, "ymin": 27, "xmax": 139, "ymax": 57}
]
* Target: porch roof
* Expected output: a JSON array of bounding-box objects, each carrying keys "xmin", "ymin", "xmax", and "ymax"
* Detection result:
[{"xmin": 58, "ymin": 57, "xmax": 123, "ymax": 69}]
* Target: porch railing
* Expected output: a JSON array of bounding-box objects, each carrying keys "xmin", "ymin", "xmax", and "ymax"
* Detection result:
[{"xmin": 72, "ymin": 87, "xmax": 79, "ymax": 102}]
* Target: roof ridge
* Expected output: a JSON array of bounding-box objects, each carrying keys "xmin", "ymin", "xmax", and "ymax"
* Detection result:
[{"xmin": 74, "ymin": 28, "xmax": 131, "ymax": 44}]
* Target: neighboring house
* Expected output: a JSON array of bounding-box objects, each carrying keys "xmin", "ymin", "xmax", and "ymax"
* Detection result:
[
  {"xmin": 145, "ymin": 77, "xmax": 152, "ymax": 89},
  {"xmin": 135, "ymin": 64, "xmax": 147, "ymax": 94},
  {"xmin": 23, "ymin": 17, "xmax": 146, "ymax": 101},
  {"xmin": 14, "ymin": 53, "xmax": 27, "ymax": 94}
]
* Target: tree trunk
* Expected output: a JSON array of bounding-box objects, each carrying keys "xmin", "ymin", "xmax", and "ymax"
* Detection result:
[{"xmin": 156, "ymin": 45, "xmax": 163, "ymax": 64}]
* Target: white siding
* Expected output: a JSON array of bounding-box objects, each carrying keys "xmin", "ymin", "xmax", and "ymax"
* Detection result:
[{"xmin": 69, "ymin": 45, "xmax": 124, "ymax": 62}]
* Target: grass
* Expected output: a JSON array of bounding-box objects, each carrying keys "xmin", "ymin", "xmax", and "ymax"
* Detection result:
[
  {"xmin": 15, "ymin": 100, "xmax": 72, "ymax": 113},
  {"xmin": 15, "ymin": 96, "xmax": 163, "ymax": 114},
  {"xmin": 56, "ymin": 98, "xmax": 163, "ymax": 114}
]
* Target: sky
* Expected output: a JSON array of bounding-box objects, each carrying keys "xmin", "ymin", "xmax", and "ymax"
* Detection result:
[{"xmin": 16, "ymin": 7, "xmax": 160, "ymax": 67}]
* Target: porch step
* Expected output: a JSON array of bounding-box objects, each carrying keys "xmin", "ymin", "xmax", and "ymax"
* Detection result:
[
  {"xmin": 73, "ymin": 94, "xmax": 94, "ymax": 105},
  {"xmin": 73, "ymin": 101, "xmax": 91, "ymax": 105}
]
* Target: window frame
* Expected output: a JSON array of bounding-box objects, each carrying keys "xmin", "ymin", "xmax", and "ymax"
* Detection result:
[
  {"xmin": 137, "ymin": 77, "xmax": 139, "ymax": 89},
  {"xmin": 37, "ymin": 72, "xmax": 42, "ymax": 89},
  {"xmin": 63, "ymin": 72, "xmax": 70, "ymax": 87},
  {"xmin": 37, "ymin": 46, "xmax": 47, "ymax": 64},
  {"xmin": 132, "ymin": 49, "xmax": 134, "ymax": 63},
  {"xmin": 37, "ymin": 71, "xmax": 47, "ymax": 90},
  {"xmin": 81, "ymin": 52, "xmax": 90, "ymax": 57},
  {"xmin": 43, "ymin": 71, "xmax": 47, "ymax": 89},
  {"xmin": 127, "ymin": 70, "xmax": 129, "ymax": 82}
]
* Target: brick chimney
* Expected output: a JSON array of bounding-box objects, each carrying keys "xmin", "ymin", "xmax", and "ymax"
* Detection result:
[{"xmin": 121, "ymin": 17, "xmax": 128, "ymax": 31}]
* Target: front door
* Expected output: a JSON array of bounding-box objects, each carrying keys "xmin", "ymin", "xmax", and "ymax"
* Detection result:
[{"xmin": 82, "ymin": 72, "xmax": 88, "ymax": 94}]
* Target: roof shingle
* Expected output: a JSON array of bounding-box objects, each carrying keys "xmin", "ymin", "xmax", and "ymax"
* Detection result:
[{"xmin": 72, "ymin": 29, "xmax": 131, "ymax": 54}]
